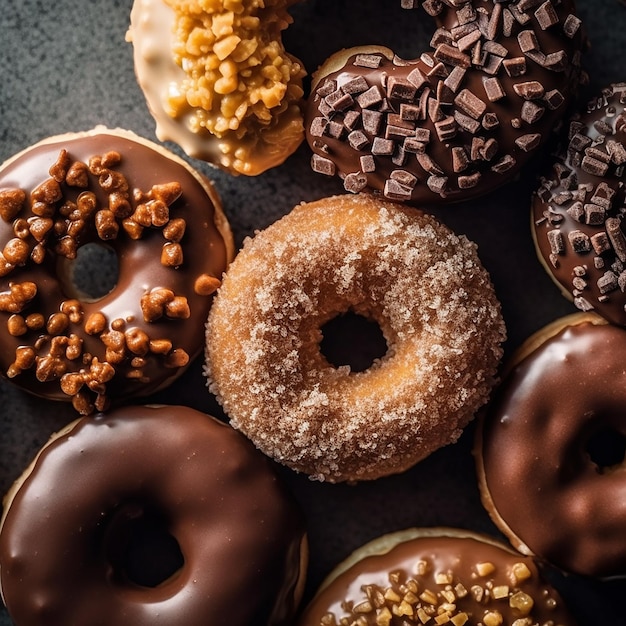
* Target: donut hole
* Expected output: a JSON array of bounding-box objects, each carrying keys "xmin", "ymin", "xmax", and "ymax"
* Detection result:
[
  {"xmin": 320, "ymin": 310, "xmax": 387, "ymax": 372},
  {"xmin": 104, "ymin": 504, "xmax": 184, "ymax": 588},
  {"xmin": 57, "ymin": 242, "xmax": 119, "ymax": 302},
  {"xmin": 586, "ymin": 428, "xmax": 626, "ymax": 473}
]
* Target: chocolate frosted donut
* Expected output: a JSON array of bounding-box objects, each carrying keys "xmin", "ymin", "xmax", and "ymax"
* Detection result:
[
  {"xmin": 0, "ymin": 128, "xmax": 234, "ymax": 414},
  {"xmin": 306, "ymin": 0, "xmax": 585, "ymax": 204},
  {"xmin": 0, "ymin": 405, "xmax": 307, "ymax": 626},
  {"xmin": 476, "ymin": 312, "xmax": 626, "ymax": 578},
  {"xmin": 205, "ymin": 193, "xmax": 506, "ymax": 482},
  {"xmin": 298, "ymin": 528, "xmax": 575, "ymax": 626},
  {"xmin": 532, "ymin": 83, "xmax": 626, "ymax": 325}
]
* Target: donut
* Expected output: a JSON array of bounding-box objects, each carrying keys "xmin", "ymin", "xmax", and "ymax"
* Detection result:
[
  {"xmin": 0, "ymin": 405, "xmax": 308, "ymax": 626},
  {"xmin": 475, "ymin": 311, "xmax": 626, "ymax": 578},
  {"xmin": 127, "ymin": 0, "xmax": 306, "ymax": 175},
  {"xmin": 298, "ymin": 528, "xmax": 575, "ymax": 626},
  {"xmin": 306, "ymin": 0, "xmax": 585, "ymax": 204},
  {"xmin": 204, "ymin": 193, "xmax": 506, "ymax": 482},
  {"xmin": 532, "ymin": 83, "xmax": 626, "ymax": 326},
  {"xmin": 0, "ymin": 127, "xmax": 234, "ymax": 415}
]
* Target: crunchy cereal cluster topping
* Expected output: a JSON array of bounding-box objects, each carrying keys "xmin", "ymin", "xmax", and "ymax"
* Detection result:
[
  {"xmin": 0, "ymin": 147, "xmax": 221, "ymax": 414},
  {"xmin": 318, "ymin": 558, "xmax": 561, "ymax": 626},
  {"xmin": 164, "ymin": 0, "xmax": 305, "ymax": 172}
]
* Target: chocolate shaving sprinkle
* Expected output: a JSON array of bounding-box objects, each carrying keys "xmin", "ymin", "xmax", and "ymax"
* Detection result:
[
  {"xmin": 354, "ymin": 54, "xmax": 383, "ymax": 69},
  {"xmin": 515, "ymin": 133, "xmax": 542, "ymax": 152},
  {"xmin": 344, "ymin": 172, "xmax": 368, "ymax": 193}
]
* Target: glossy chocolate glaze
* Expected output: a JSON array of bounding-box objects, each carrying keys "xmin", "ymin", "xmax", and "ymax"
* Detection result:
[
  {"xmin": 479, "ymin": 321, "xmax": 626, "ymax": 578},
  {"xmin": 305, "ymin": 0, "xmax": 584, "ymax": 205},
  {"xmin": 0, "ymin": 130, "xmax": 231, "ymax": 411},
  {"xmin": 532, "ymin": 84, "xmax": 626, "ymax": 326},
  {"xmin": 299, "ymin": 531, "xmax": 574, "ymax": 626},
  {"xmin": 0, "ymin": 405, "xmax": 306, "ymax": 626}
]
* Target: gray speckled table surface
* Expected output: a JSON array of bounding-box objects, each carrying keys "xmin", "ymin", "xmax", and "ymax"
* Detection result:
[{"xmin": 2, "ymin": 1, "xmax": 626, "ymax": 624}]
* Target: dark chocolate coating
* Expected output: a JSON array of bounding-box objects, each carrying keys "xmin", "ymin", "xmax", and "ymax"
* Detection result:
[
  {"xmin": 532, "ymin": 84, "xmax": 626, "ymax": 325},
  {"xmin": 305, "ymin": 0, "xmax": 584, "ymax": 205},
  {"xmin": 0, "ymin": 405, "xmax": 306, "ymax": 626},
  {"xmin": 0, "ymin": 130, "xmax": 230, "ymax": 410},
  {"xmin": 479, "ymin": 321, "xmax": 626, "ymax": 578},
  {"xmin": 299, "ymin": 532, "xmax": 575, "ymax": 626}
]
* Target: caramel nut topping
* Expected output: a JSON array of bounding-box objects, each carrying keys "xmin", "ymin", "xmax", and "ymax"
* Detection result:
[
  {"xmin": 65, "ymin": 161, "xmax": 90, "ymax": 188},
  {"xmin": 163, "ymin": 217, "xmax": 186, "ymax": 242},
  {"xmin": 3, "ymin": 238, "xmax": 30, "ymax": 265},
  {"xmin": 161, "ymin": 241, "xmax": 184, "ymax": 267},
  {"xmin": 194, "ymin": 273, "xmax": 221, "ymax": 296},
  {"xmin": 31, "ymin": 178, "xmax": 62, "ymax": 205},
  {"xmin": 0, "ymin": 188, "xmax": 26, "ymax": 222},
  {"xmin": 84, "ymin": 311, "xmax": 107, "ymax": 335},
  {"xmin": 0, "ymin": 131, "xmax": 231, "ymax": 413},
  {"xmin": 7, "ymin": 314, "xmax": 27, "ymax": 337},
  {"xmin": 48, "ymin": 149, "xmax": 72, "ymax": 183}
]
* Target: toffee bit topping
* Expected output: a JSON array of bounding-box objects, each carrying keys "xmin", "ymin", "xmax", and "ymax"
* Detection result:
[
  {"xmin": 308, "ymin": 0, "xmax": 581, "ymax": 201},
  {"xmin": 315, "ymin": 550, "xmax": 563, "ymax": 626}
]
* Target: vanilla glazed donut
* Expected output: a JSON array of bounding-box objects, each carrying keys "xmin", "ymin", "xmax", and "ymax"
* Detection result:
[
  {"xmin": 306, "ymin": 0, "xmax": 585, "ymax": 204},
  {"xmin": 532, "ymin": 83, "xmax": 626, "ymax": 325},
  {"xmin": 127, "ymin": 0, "xmax": 306, "ymax": 175},
  {"xmin": 476, "ymin": 311, "xmax": 626, "ymax": 578},
  {"xmin": 0, "ymin": 405, "xmax": 308, "ymax": 626},
  {"xmin": 298, "ymin": 528, "xmax": 575, "ymax": 626},
  {"xmin": 0, "ymin": 128, "xmax": 234, "ymax": 415},
  {"xmin": 205, "ymin": 193, "xmax": 506, "ymax": 483}
]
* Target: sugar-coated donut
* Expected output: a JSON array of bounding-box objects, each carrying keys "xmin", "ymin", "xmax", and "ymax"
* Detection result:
[
  {"xmin": 476, "ymin": 312, "xmax": 626, "ymax": 578},
  {"xmin": 0, "ymin": 128, "xmax": 234, "ymax": 414},
  {"xmin": 532, "ymin": 83, "xmax": 626, "ymax": 326},
  {"xmin": 205, "ymin": 193, "xmax": 506, "ymax": 482},
  {"xmin": 306, "ymin": 0, "xmax": 585, "ymax": 204},
  {"xmin": 0, "ymin": 405, "xmax": 307, "ymax": 626},
  {"xmin": 298, "ymin": 528, "xmax": 575, "ymax": 626},
  {"xmin": 127, "ymin": 0, "xmax": 306, "ymax": 175}
]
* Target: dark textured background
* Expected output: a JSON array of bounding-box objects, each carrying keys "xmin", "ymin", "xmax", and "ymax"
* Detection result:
[{"xmin": 2, "ymin": 1, "xmax": 626, "ymax": 624}]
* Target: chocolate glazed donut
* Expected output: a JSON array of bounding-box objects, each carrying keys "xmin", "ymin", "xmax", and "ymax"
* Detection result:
[
  {"xmin": 0, "ymin": 405, "xmax": 307, "ymax": 626},
  {"xmin": 306, "ymin": 0, "xmax": 585, "ymax": 204},
  {"xmin": 0, "ymin": 128, "xmax": 233, "ymax": 414},
  {"xmin": 532, "ymin": 83, "xmax": 626, "ymax": 325},
  {"xmin": 477, "ymin": 313, "xmax": 626, "ymax": 578}
]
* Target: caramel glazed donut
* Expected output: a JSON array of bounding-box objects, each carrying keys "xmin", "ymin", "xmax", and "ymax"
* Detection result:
[
  {"xmin": 0, "ymin": 128, "xmax": 234, "ymax": 415},
  {"xmin": 306, "ymin": 0, "xmax": 585, "ymax": 204},
  {"xmin": 476, "ymin": 312, "xmax": 626, "ymax": 579},
  {"xmin": 298, "ymin": 528, "xmax": 575, "ymax": 626},
  {"xmin": 205, "ymin": 194, "xmax": 506, "ymax": 483},
  {"xmin": 0, "ymin": 405, "xmax": 307, "ymax": 626},
  {"xmin": 128, "ymin": 0, "xmax": 306, "ymax": 175},
  {"xmin": 532, "ymin": 83, "xmax": 626, "ymax": 326}
]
